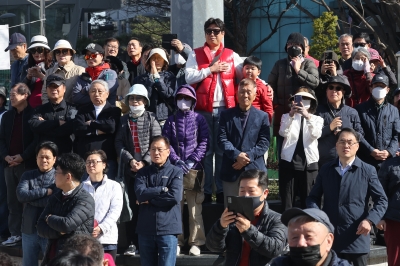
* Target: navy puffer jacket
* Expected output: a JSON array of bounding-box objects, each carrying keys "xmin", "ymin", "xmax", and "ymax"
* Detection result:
[{"xmin": 269, "ymin": 250, "xmax": 351, "ymax": 266}]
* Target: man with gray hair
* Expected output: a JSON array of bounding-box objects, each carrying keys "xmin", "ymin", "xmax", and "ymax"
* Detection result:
[
  {"xmin": 304, "ymin": 37, "xmax": 319, "ymax": 67},
  {"xmin": 218, "ymin": 78, "xmax": 270, "ymax": 205},
  {"xmin": 74, "ymin": 79, "xmax": 121, "ymax": 177},
  {"xmin": 338, "ymin": 34, "xmax": 353, "ymax": 71},
  {"xmin": 269, "ymin": 208, "xmax": 351, "ymax": 266},
  {"xmin": 0, "ymin": 83, "xmax": 37, "ymax": 246}
]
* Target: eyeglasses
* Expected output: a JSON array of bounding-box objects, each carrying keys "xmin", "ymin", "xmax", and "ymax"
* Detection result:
[
  {"xmin": 129, "ymin": 96, "xmax": 144, "ymax": 102},
  {"xmin": 327, "ymin": 85, "xmax": 344, "ymax": 91},
  {"xmin": 205, "ymin": 28, "xmax": 222, "ymax": 35},
  {"xmin": 84, "ymin": 53, "xmax": 98, "ymax": 60},
  {"xmin": 37, "ymin": 156, "xmax": 54, "ymax": 160},
  {"xmin": 176, "ymin": 95, "xmax": 192, "ymax": 101},
  {"xmin": 337, "ymin": 140, "xmax": 359, "ymax": 146},
  {"xmin": 354, "ymin": 43, "xmax": 367, "ymax": 48},
  {"xmin": 89, "ymin": 90, "xmax": 106, "ymax": 95},
  {"xmin": 54, "ymin": 49, "xmax": 70, "ymax": 56},
  {"xmin": 85, "ymin": 160, "xmax": 103, "ymax": 166},
  {"xmin": 107, "ymin": 44, "xmax": 118, "ymax": 50},
  {"xmin": 150, "ymin": 148, "xmax": 168, "ymax": 153},
  {"xmin": 29, "ymin": 47, "xmax": 44, "ymax": 54}
]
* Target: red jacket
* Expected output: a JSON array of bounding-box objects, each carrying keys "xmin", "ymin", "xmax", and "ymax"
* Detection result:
[
  {"xmin": 192, "ymin": 43, "xmax": 236, "ymax": 112},
  {"xmin": 252, "ymin": 78, "xmax": 273, "ymax": 123},
  {"xmin": 344, "ymin": 68, "xmax": 374, "ymax": 108}
]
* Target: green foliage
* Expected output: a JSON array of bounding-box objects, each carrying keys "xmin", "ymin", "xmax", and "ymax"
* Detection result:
[
  {"xmin": 310, "ymin": 12, "xmax": 340, "ymax": 60},
  {"xmin": 128, "ymin": 15, "xmax": 170, "ymax": 46}
]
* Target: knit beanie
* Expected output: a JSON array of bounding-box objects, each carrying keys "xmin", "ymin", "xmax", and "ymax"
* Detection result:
[{"xmin": 285, "ymin": 32, "xmax": 305, "ymax": 52}]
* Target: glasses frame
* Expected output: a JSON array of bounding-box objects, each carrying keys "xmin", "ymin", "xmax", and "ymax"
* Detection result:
[
  {"xmin": 29, "ymin": 47, "xmax": 44, "ymax": 54},
  {"xmin": 84, "ymin": 53, "xmax": 99, "ymax": 60},
  {"xmin": 354, "ymin": 43, "xmax": 367, "ymax": 47},
  {"xmin": 85, "ymin": 160, "xmax": 104, "ymax": 166},
  {"xmin": 337, "ymin": 141, "xmax": 359, "ymax": 147},
  {"xmin": 327, "ymin": 85, "xmax": 344, "ymax": 91},
  {"xmin": 205, "ymin": 29, "xmax": 222, "ymax": 35},
  {"xmin": 54, "ymin": 49, "xmax": 70, "ymax": 56}
]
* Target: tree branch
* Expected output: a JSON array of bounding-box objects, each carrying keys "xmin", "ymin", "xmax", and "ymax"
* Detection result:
[{"xmin": 290, "ymin": 0, "xmax": 316, "ymax": 19}]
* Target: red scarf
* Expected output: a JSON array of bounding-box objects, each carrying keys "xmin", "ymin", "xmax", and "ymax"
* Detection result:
[{"xmin": 85, "ymin": 63, "xmax": 110, "ymax": 81}]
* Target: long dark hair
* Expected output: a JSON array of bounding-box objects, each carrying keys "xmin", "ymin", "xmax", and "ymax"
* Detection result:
[{"xmin": 28, "ymin": 47, "xmax": 53, "ymax": 69}]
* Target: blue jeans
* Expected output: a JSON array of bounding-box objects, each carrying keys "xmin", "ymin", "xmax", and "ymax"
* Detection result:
[
  {"xmin": 22, "ymin": 232, "xmax": 48, "ymax": 266},
  {"xmin": 0, "ymin": 163, "xmax": 9, "ymax": 237},
  {"xmin": 138, "ymin": 234, "xmax": 177, "ymax": 266},
  {"xmin": 197, "ymin": 107, "xmax": 224, "ymax": 194}
]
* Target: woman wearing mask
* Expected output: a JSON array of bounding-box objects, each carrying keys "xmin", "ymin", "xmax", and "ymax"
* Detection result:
[
  {"xmin": 41, "ymin": 40, "xmax": 85, "ymax": 104},
  {"xmin": 23, "ymin": 35, "xmax": 53, "ymax": 108},
  {"xmin": 162, "ymin": 84, "xmax": 208, "ymax": 256},
  {"xmin": 279, "ymin": 87, "xmax": 323, "ymax": 211},
  {"xmin": 344, "ymin": 47, "xmax": 374, "ymax": 107},
  {"xmin": 73, "ymin": 43, "xmax": 118, "ymax": 108},
  {"xmin": 132, "ymin": 48, "xmax": 176, "ymax": 126},
  {"xmin": 82, "ymin": 150, "xmax": 123, "ymax": 262},
  {"xmin": 114, "ymin": 84, "xmax": 161, "ymax": 256}
]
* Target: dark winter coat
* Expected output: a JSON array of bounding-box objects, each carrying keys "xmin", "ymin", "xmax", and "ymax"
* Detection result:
[
  {"xmin": 267, "ymin": 57, "xmax": 319, "ymax": 135},
  {"xmin": 16, "ymin": 168, "xmax": 57, "ymax": 234},
  {"xmin": 378, "ymin": 156, "xmax": 400, "ymax": 222},
  {"xmin": 206, "ymin": 202, "xmax": 287, "ymax": 266},
  {"xmin": 344, "ymin": 68, "xmax": 374, "ymax": 108},
  {"xmin": 134, "ymin": 159, "xmax": 183, "ymax": 236},
  {"xmin": 29, "ymin": 100, "xmax": 77, "ymax": 154},
  {"xmin": 74, "ymin": 102, "xmax": 121, "ymax": 160},
  {"xmin": 162, "ymin": 85, "xmax": 208, "ymax": 169},
  {"xmin": 355, "ymin": 98, "xmax": 400, "ymax": 169},
  {"xmin": 315, "ymin": 103, "xmax": 369, "ymax": 166},
  {"xmin": 269, "ymin": 250, "xmax": 351, "ymax": 266},
  {"xmin": 37, "ymin": 184, "xmax": 95, "ymax": 264},
  {"xmin": 0, "ymin": 105, "xmax": 37, "ymax": 169},
  {"xmin": 132, "ymin": 71, "xmax": 176, "ymax": 121},
  {"xmin": 115, "ymin": 111, "xmax": 161, "ymax": 177},
  {"xmin": 307, "ymin": 157, "xmax": 388, "ymax": 254}
]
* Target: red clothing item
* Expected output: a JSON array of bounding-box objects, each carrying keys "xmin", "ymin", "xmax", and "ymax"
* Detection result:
[
  {"xmin": 306, "ymin": 55, "xmax": 319, "ymax": 67},
  {"xmin": 344, "ymin": 68, "xmax": 374, "ymax": 108},
  {"xmin": 239, "ymin": 211, "xmax": 262, "ymax": 266},
  {"xmin": 104, "ymin": 253, "xmax": 116, "ymax": 266},
  {"xmin": 129, "ymin": 119, "xmax": 141, "ymax": 154},
  {"xmin": 384, "ymin": 219, "xmax": 400, "ymax": 266},
  {"xmin": 192, "ymin": 43, "xmax": 236, "ymax": 112},
  {"xmin": 29, "ymin": 78, "xmax": 43, "ymax": 108},
  {"xmin": 252, "ymin": 78, "xmax": 273, "ymax": 123},
  {"xmin": 86, "ymin": 63, "xmax": 110, "ymax": 81}
]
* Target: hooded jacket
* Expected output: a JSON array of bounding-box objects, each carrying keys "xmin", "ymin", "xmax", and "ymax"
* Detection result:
[{"xmin": 162, "ymin": 85, "xmax": 209, "ymax": 169}]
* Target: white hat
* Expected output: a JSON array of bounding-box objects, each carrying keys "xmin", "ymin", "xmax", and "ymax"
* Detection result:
[
  {"xmin": 51, "ymin": 39, "xmax": 76, "ymax": 54},
  {"xmin": 27, "ymin": 35, "xmax": 51, "ymax": 51},
  {"xmin": 146, "ymin": 48, "xmax": 169, "ymax": 64},
  {"xmin": 125, "ymin": 84, "xmax": 150, "ymax": 106}
]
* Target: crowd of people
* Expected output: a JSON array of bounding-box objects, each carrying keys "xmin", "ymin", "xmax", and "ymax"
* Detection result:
[{"xmin": 1, "ymin": 16, "xmax": 400, "ymax": 266}]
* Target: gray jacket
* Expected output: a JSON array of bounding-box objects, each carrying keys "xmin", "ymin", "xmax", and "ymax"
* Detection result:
[{"xmin": 268, "ymin": 57, "xmax": 319, "ymax": 135}]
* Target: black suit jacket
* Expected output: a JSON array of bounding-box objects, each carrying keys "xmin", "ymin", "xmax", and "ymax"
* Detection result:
[{"xmin": 74, "ymin": 102, "xmax": 121, "ymax": 160}]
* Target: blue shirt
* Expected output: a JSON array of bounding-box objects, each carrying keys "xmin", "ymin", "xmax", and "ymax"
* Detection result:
[
  {"xmin": 338, "ymin": 158, "xmax": 355, "ymax": 176},
  {"xmin": 10, "ymin": 55, "xmax": 28, "ymax": 87}
]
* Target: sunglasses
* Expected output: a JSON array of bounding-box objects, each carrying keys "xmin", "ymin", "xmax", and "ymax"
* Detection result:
[
  {"xmin": 84, "ymin": 53, "xmax": 98, "ymax": 60},
  {"xmin": 29, "ymin": 47, "xmax": 44, "ymax": 54},
  {"xmin": 354, "ymin": 43, "xmax": 367, "ymax": 48},
  {"xmin": 54, "ymin": 49, "xmax": 70, "ymax": 56},
  {"xmin": 205, "ymin": 29, "xmax": 222, "ymax": 35},
  {"xmin": 327, "ymin": 85, "xmax": 344, "ymax": 91}
]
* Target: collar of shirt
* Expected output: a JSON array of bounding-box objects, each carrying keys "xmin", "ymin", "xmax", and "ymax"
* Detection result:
[
  {"xmin": 62, "ymin": 186, "xmax": 77, "ymax": 196},
  {"xmin": 374, "ymin": 99, "xmax": 386, "ymax": 110},
  {"xmin": 338, "ymin": 158, "xmax": 356, "ymax": 176}
]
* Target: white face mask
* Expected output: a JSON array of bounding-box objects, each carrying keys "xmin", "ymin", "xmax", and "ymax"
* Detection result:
[
  {"xmin": 372, "ymin": 87, "xmax": 387, "ymax": 100},
  {"xmin": 302, "ymin": 99, "xmax": 311, "ymax": 109},
  {"xmin": 177, "ymin": 99, "xmax": 192, "ymax": 111},
  {"xmin": 129, "ymin": 104, "xmax": 145, "ymax": 114},
  {"xmin": 352, "ymin": 59, "xmax": 364, "ymax": 71},
  {"xmin": 175, "ymin": 54, "xmax": 186, "ymax": 65}
]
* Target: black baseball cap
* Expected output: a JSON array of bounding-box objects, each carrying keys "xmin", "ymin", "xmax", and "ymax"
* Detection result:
[
  {"xmin": 281, "ymin": 208, "xmax": 335, "ymax": 233},
  {"xmin": 371, "ymin": 73, "xmax": 389, "ymax": 87},
  {"xmin": 82, "ymin": 43, "xmax": 104, "ymax": 55},
  {"xmin": 46, "ymin": 74, "xmax": 66, "ymax": 87},
  {"xmin": 5, "ymin": 33, "xmax": 26, "ymax": 52}
]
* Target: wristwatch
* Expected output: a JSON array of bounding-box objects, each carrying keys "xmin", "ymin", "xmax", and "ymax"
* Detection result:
[{"xmin": 162, "ymin": 187, "xmax": 169, "ymax": 192}]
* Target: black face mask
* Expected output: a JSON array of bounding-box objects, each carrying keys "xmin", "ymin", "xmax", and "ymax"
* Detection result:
[
  {"xmin": 289, "ymin": 245, "xmax": 322, "ymax": 266},
  {"xmin": 287, "ymin": 46, "xmax": 302, "ymax": 58},
  {"xmin": 239, "ymin": 194, "xmax": 264, "ymax": 210}
]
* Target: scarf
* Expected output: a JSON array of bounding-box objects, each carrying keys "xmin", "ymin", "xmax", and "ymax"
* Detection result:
[{"xmin": 85, "ymin": 63, "xmax": 110, "ymax": 81}]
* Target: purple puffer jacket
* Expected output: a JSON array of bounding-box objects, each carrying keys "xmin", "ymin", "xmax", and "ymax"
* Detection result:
[{"xmin": 162, "ymin": 85, "xmax": 209, "ymax": 169}]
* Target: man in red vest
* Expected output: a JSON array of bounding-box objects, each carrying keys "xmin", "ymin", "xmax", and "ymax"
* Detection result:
[{"xmin": 185, "ymin": 18, "xmax": 243, "ymax": 203}]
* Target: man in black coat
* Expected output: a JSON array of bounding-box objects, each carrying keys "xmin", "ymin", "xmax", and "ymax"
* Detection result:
[
  {"xmin": 0, "ymin": 83, "xmax": 37, "ymax": 246},
  {"xmin": 29, "ymin": 74, "xmax": 77, "ymax": 154},
  {"xmin": 355, "ymin": 73, "xmax": 400, "ymax": 170},
  {"xmin": 206, "ymin": 170, "xmax": 287, "ymax": 266},
  {"xmin": 37, "ymin": 153, "xmax": 95, "ymax": 265}
]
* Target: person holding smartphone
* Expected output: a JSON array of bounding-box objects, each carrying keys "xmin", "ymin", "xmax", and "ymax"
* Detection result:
[{"xmin": 278, "ymin": 87, "xmax": 323, "ymax": 211}]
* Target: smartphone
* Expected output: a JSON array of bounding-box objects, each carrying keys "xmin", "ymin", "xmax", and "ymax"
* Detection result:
[
  {"xmin": 294, "ymin": 95, "xmax": 302, "ymax": 107},
  {"xmin": 162, "ymin": 34, "xmax": 178, "ymax": 51},
  {"xmin": 335, "ymin": 113, "xmax": 341, "ymax": 132},
  {"xmin": 324, "ymin": 52, "xmax": 333, "ymax": 64}
]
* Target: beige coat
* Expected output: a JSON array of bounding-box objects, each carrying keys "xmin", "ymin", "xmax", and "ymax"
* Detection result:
[{"xmin": 41, "ymin": 60, "xmax": 85, "ymax": 104}]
